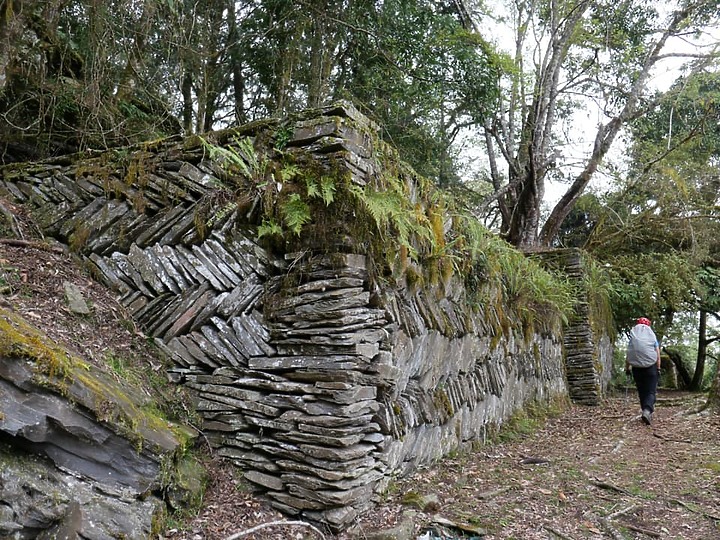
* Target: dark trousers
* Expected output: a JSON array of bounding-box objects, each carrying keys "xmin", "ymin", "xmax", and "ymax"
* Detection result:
[{"xmin": 632, "ymin": 364, "xmax": 659, "ymax": 413}]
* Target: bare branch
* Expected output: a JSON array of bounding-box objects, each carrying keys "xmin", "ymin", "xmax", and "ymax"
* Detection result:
[{"xmin": 224, "ymin": 520, "xmax": 327, "ymax": 540}]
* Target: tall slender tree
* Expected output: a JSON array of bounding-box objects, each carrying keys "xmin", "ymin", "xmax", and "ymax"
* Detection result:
[{"xmin": 457, "ymin": 0, "xmax": 720, "ymax": 248}]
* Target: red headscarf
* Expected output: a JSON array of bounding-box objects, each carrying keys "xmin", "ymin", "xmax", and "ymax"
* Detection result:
[{"xmin": 637, "ymin": 317, "xmax": 651, "ymax": 326}]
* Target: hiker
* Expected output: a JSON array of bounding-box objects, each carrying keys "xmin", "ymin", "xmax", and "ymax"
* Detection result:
[{"xmin": 625, "ymin": 317, "xmax": 661, "ymax": 425}]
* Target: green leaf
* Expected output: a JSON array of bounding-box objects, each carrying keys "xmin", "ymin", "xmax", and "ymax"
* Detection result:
[{"xmin": 281, "ymin": 194, "xmax": 311, "ymax": 235}]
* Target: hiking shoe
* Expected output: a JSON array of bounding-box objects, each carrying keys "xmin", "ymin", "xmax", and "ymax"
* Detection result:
[{"xmin": 641, "ymin": 409, "xmax": 652, "ymax": 425}]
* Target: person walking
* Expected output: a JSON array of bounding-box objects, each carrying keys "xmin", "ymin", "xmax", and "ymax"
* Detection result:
[{"xmin": 625, "ymin": 317, "xmax": 661, "ymax": 425}]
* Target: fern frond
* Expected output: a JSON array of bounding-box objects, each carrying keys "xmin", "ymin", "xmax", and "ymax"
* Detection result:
[
  {"xmin": 282, "ymin": 194, "xmax": 311, "ymax": 235},
  {"xmin": 257, "ymin": 219, "xmax": 283, "ymax": 239},
  {"xmin": 305, "ymin": 177, "xmax": 320, "ymax": 199},
  {"xmin": 319, "ymin": 176, "xmax": 336, "ymax": 206},
  {"xmin": 282, "ymin": 164, "xmax": 301, "ymax": 182}
]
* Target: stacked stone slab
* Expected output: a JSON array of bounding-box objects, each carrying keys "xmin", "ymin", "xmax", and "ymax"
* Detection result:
[
  {"xmin": 1, "ymin": 102, "xmax": 578, "ymax": 530},
  {"xmin": 530, "ymin": 248, "xmax": 614, "ymax": 405}
]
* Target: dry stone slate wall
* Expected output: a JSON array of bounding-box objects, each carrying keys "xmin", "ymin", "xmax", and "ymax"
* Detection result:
[
  {"xmin": 1, "ymin": 103, "xmax": 584, "ymax": 530},
  {"xmin": 531, "ymin": 249, "xmax": 614, "ymax": 405}
]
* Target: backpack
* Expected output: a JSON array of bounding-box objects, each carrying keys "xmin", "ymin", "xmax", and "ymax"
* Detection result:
[{"xmin": 626, "ymin": 324, "xmax": 658, "ymax": 368}]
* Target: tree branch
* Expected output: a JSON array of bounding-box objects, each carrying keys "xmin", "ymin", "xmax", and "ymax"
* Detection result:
[{"xmin": 224, "ymin": 520, "xmax": 327, "ymax": 540}]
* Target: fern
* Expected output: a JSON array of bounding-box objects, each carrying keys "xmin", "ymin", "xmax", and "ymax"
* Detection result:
[
  {"xmin": 281, "ymin": 194, "xmax": 311, "ymax": 235},
  {"xmin": 305, "ymin": 177, "xmax": 320, "ymax": 199},
  {"xmin": 318, "ymin": 176, "xmax": 336, "ymax": 206},
  {"xmin": 304, "ymin": 175, "xmax": 336, "ymax": 206},
  {"xmin": 281, "ymin": 164, "xmax": 301, "ymax": 182},
  {"xmin": 201, "ymin": 135, "xmax": 265, "ymax": 183},
  {"xmin": 257, "ymin": 219, "xmax": 283, "ymax": 239}
]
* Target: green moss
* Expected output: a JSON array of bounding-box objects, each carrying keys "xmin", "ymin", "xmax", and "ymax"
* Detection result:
[
  {"xmin": 0, "ymin": 307, "xmax": 189, "ymax": 455},
  {"xmin": 400, "ymin": 490, "xmax": 425, "ymax": 509},
  {"xmin": 433, "ymin": 387, "xmax": 454, "ymax": 417},
  {"xmin": 490, "ymin": 397, "xmax": 569, "ymax": 444},
  {"xmin": 0, "ymin": 307, "xmax": 81, "ymax": 382}
]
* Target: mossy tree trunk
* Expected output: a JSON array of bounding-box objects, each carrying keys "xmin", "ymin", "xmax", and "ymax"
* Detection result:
[{"xmin": 704, "ymin": 363, "xmax": 720, "ymax": 412}]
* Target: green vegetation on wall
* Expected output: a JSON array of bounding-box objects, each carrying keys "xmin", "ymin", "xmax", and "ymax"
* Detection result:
[{"xmin": 199, "ymin": 133, "xmax": 575, "ymax": 332}]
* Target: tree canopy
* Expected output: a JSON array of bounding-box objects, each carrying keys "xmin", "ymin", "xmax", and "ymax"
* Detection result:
[
  {"xmin": 469, "ymin": 0, "xmax": 720, "ymax": 247},
  {"xmin": 0, "ymin": 0, "xmax": 502, "ymax": 186}
]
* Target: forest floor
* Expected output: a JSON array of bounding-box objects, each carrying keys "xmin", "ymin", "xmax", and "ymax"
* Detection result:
[
  {"xmin": 171, "ymin": 390, "xmax": 720, "ymax": 540},
  {"xmin": 2, "ymin": 200, "xmax": 719, "ymax": 540}
]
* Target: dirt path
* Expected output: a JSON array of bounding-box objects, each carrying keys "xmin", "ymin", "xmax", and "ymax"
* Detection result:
[
  {"xmin": 175, "ymin": 391, "xmax": 720, "ymax": 540},
  {"xmin": 352, "ymin": 391, "xmax": 720, "ymax": 540}
]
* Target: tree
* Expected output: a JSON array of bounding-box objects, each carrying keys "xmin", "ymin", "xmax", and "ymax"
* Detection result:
[
  {"xmin": 629, "ymin": 71, "xmax": 720, "ymax": 390},
  {"xmin": 565, "ymin": 68, "xmax": 720, "ymax": 393},
  {"xmin": 459, "ymin": 0, "xmax": 720, "ymax": 248},
  {"xmin": 332, "ymin": 0, "xmax": 502, "ymax": 184},
  {"xmin": 0, "ymin": 0, "xmax": 185, "ymax": 162}
]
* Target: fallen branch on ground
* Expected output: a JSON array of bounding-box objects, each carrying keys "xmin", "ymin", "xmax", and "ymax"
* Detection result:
[
  {"xmin": 0, "ymin": 238, "xmax": 64, "ymax": 253},
  {"xmin": 543, "ymin": 525, "xmax": 575, "ymax": 540},
  {"xmin": 671, "ymin": 498, "xmax": 720, "ymax": 521},
  {"xmin": 608, "ymin": 504, "xmax": 638, "ymax": 519},
  {"xmin": 224, "ymin": 520, "xmax": 326, "ymax": 540},
  {"xmin": 590, "ymin": 480, "xmax": 631, "ymax": 495},
  {"xmin": 652, "ymin": 432, "xmax": 692, "ymax": 444},
  {"xmin": 620, "ymin": 522, "xmax": 662, "ymax": 537}
]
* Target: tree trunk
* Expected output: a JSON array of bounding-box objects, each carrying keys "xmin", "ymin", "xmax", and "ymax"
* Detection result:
[
  {"xmin": 539, "ymin": 3, "xmax": 704, "ymax": 246},
  {"xmin": 663, "ymin": 347, "xmax": 692, "ymax": 389},
  {"xmin": 494, "ymin": 0, "xmax": 590, "ymax": 248},
  {"xmin": 0, "ymin": 0, "xmax": 27, "ymax": 98},
  {"xmin": 181, "ymin": 71, "xmax": 194, "ymax": 134},
  {"xmin": 115, "ymin": 0, "xmax": 156, "ymax": 102},
  {"xmin": 690, "ymin": 309, "xmax": 708, "ymax": 390},
  {"xmin": 504, "ymin": 165, "xmax": 542, "ymax": 247},
  {"xmin": 306, "ymin": 16, "xmax": 325, "ymax": 109},
  {"xmin": 227, "ymin": 0, "xmax": 246, "ymax": 125}
]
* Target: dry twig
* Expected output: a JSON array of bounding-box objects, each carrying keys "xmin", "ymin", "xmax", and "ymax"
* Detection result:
[
  {"xmin": 652, "ymin": 432, "xmax": 692, "ymax": 444},
  {"xmin": 224, "ymin": 520, "xmax": 326, "ymax": 540},
  {"xmin": 590, "ymin": 480, "xmax": 631, "ymax": 495},
  {"xmin": 0, "ymin": 238, "xmax": 64, "ymax": 253},
  {"xmin": 671, "ymin": 498, "xmax": 720, "ymax": 521},
  {"xmin": 608, "ymin": 504, "xmax": 638, "ymax": 519},
  {"xmin": 621, "ymin": 522, "xmax": 662, "ymax": 537}
]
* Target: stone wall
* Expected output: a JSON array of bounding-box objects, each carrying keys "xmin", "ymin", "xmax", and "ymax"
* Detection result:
[
  {"xmin": 1, "ymin": 103, "xmax": 575, "ymax": 530},
  {"xmin": 531, "ymin": 249, "xmax": 614, "ymax": 405}
]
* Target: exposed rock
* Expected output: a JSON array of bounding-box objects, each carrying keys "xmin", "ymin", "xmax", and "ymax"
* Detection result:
[
  {"xmin": 0, "ymin": 306, "xmax": 197, "ymax": 538},
  {"xmin": 0, "ymin": 442, "xmax": 166, "ymax": 539},
  {"xmin": 63, "ymin": 280, "xmax": 91, "ymax": 314}
]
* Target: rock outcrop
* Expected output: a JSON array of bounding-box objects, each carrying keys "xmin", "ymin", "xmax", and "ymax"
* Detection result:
[{"xmin": 0, "ymin": 306, "xmax": 198, "ymax": 538}]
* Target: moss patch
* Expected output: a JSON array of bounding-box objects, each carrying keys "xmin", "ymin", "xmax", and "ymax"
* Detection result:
[{"xmin": 0, "ymin": 306, "xmax": 191, "ymax": 455}]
